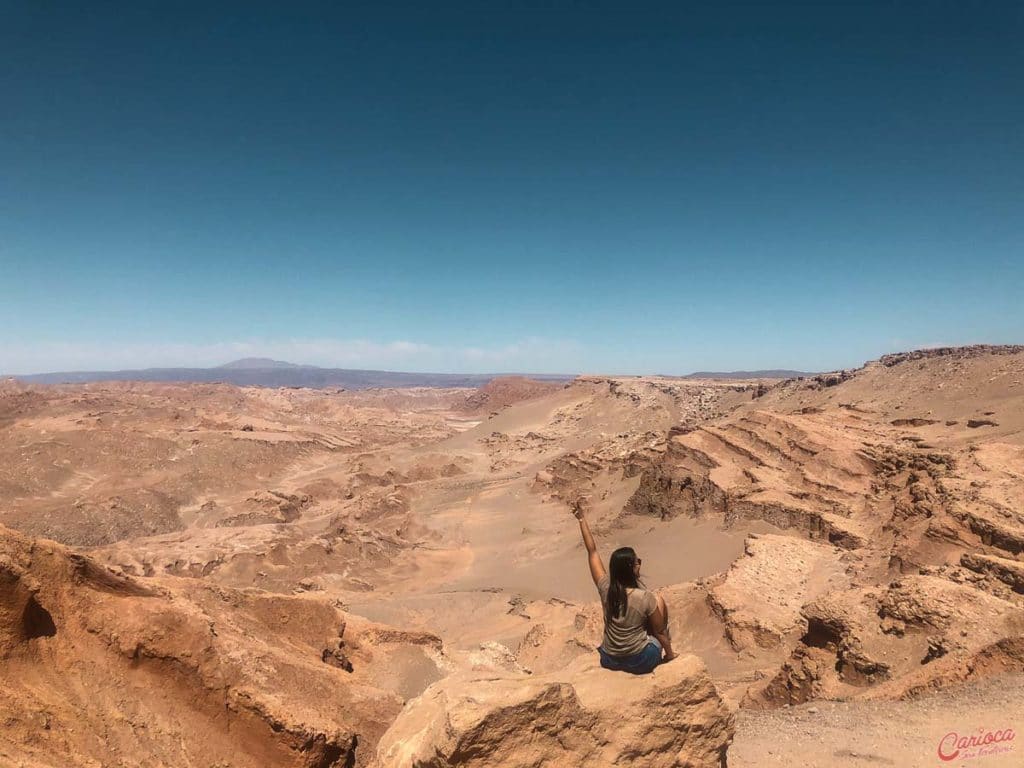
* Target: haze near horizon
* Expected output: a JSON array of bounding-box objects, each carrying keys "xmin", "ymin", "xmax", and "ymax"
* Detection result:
[{"xmin": 2, "ymin": 2, "xmax": 1022, "ymax": 376}]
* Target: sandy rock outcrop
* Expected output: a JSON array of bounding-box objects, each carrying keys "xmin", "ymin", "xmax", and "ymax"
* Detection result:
[
  {"xmin": 750, "ymin": 575, "xmax": 1024, "ymax": 707},
  {"xmin": 625, "ymin": 410, "xmax": 877, "ymax": 549},
  {"xmin": 215, "ymin": 489, "xmax": 313, "ymax": 526},
  {"xmin": 460, "ymin": 376, "xmax": 565, "ymax": 413},
  {"xmin": 878, "ymin": 344, "xmax": 1024, "ymax": 367},
  {"xmin": 961, "ymin": 552, "xmax": 1024, "ymax": 594},
  {"xmin": 618, "ymin": 349, "xmax": 1024, "ymax": 709},
  {"xmin": 706, "ymin": 534, "xmax": 848, "ymax": 651},
  {"xmin": 0, "ymin": 524, "xmax": 443, "ymax": 767},
  {"xmin": 374, "ymin": 654, "xmax": 734, "ymax": 768}
]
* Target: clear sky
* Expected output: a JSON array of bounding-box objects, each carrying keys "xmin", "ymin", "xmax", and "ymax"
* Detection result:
[{"xmin": 2, "ymin": 2, "xmax": 1022, "ymax": 375}]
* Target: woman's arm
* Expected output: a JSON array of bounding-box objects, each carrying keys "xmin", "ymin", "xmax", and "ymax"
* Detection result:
[
  {"xmin": 572, "ymin": 500, "xmax": 606, "ymax": 586},
  {"xmin": 647, "ymin": 595, "xmax": 676, "ymax": 661}
]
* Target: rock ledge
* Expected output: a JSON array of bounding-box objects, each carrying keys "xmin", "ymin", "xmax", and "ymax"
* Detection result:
[{"xmin": 374, "ymin": 653, "xmax": 733, "ymax": 768}]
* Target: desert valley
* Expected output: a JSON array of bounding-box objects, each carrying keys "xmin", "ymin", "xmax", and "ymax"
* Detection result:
[
  {"xmin": 0, "ymin": 344, "xmax": 1022, "ymax": 767},
  {"xmin": 7, "ymin": 1, "xmax": 1022, "ymax": 764}
]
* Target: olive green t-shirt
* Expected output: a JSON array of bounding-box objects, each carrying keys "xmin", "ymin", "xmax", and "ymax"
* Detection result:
[{"xmin": 597, "ymin": 574, "xmax": 657, "ymax": 657}]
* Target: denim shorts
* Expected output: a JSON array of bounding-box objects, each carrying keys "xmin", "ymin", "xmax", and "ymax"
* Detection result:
[{"xmin": 598, "ymin": 636, "xmax": 663, "ymax": 675}]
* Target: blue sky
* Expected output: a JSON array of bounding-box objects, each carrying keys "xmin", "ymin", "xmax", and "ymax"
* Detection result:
[{"xmin": 2, "ymin": 2, "xmax": 1022, "ymax": 375}]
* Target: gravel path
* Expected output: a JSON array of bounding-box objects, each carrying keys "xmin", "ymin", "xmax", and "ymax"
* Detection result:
[{"xmin": 731, "ymin": 675, "xmax": 1023, "ymax": 768}]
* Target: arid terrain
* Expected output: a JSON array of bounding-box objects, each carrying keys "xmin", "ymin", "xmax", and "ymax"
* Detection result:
[{"xmin": 2, "ymin": 345, "xmax": 1023, "ymax": 767}]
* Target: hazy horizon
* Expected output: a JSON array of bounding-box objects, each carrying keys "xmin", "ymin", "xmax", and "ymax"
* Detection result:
[
  {"xmin": 1, "ymin": 338, "xmax": 1019, "ymax": 378},
  {"xmin": 5, "ymin": 351, "xmax": 820, "ymax": 378},
  {"xmin": 12, "ymin": 343, "xmax": 1023, "ymax": 379},
  {"xmin": 3, "ymin": 3, "xmax": 1022, "ymax": 376}
]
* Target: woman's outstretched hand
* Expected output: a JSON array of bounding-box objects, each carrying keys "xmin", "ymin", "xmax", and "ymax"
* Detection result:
[{"xmin": 573, "ymin": 497, "xmax": 605, "ymax": 584}]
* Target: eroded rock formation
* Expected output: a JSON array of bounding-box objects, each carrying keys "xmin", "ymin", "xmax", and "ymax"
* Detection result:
[{"xmin": 0, "ymin": 524, "xmax": 443, "ymax": 767}]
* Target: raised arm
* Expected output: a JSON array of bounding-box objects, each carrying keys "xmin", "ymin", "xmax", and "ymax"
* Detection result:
[{"xmin": 571, "ymin": 500, "xmax": 606, "ymax": 586}]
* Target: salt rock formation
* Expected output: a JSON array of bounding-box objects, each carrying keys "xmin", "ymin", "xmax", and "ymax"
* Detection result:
[{"xmin": 374, "ymin": 654, "xmax": 734, "ymax": 768}]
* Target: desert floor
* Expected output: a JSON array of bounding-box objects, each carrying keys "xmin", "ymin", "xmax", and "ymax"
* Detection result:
[{"xmin": 2, "ymin": 347, "xmax": 1023, "ymax": 766}]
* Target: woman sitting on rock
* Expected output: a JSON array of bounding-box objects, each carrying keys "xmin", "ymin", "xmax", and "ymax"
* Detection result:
[{"xmin": 572, "ymin": 500, "xmax": 675, "ymax": 673}]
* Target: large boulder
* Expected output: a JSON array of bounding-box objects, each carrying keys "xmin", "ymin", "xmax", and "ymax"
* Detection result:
[{"xmin": 374, "ymin": 653, "xmax": 734, "ymax": 768}]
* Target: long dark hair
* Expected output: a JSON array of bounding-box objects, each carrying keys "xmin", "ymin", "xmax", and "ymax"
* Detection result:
[{"xmin": 606, "ymin": 546, "xmax": 640, "ymax": 621}]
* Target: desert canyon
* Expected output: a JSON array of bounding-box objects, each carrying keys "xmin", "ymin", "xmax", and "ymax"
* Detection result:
[{"xmin": 2, "ymin": 344, "xmax": 1023, "ymax": 768}]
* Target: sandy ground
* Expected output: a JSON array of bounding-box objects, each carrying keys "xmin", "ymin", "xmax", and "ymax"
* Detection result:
[{"xmin": 732, "ymin": 674, "xmax": 1024, "ymax": 768}]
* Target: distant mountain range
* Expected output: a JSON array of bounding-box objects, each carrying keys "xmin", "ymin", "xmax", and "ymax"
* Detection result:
[
  {"xmin": 216, "ymin": 357, "xmax": 305, "ymax": 370},
  {"xmin": 8, "ymin": 359, "xmax": 815, "ymax": 389},
  {"xmin": 11, "ymin": 359, "xmax": 574, "ymax": 390}
]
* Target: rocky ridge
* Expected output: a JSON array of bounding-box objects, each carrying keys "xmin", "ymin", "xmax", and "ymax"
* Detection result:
[
  {"xmin": 621, "ymin": 346, "xmax": 1024, "ymax": 705},
  {"xmin": 0, "ymin": 524, "xmax": 444, "ymax": 767}
]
